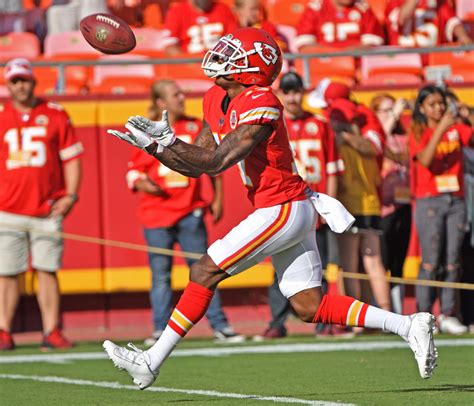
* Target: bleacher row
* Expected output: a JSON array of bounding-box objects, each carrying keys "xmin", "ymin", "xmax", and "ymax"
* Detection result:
[{"xmin": 1, "ymin": 0, "xmax": 474, "ymax": 96}]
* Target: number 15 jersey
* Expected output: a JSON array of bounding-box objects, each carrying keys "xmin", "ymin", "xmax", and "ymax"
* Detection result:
[{"xmin": 203, "ymin": 85, "xmax": 308, "ymax": 209}]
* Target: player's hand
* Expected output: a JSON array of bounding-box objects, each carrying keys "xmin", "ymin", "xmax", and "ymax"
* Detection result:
[
  {"xmin": 134, "ymin": 178, "xmax": 166, "ymax": 196},
  {"xmin": 209, "ymin": 198, "xmax": 223, "ymax": 223},
  {"xmin": 127, "ymin": 111, "xmax": 176, "ymax": 147},
  {"xmin": 107, "ymin": 123, "xmax": 155, "ymax": 150},
  {"xmin": 50, "ymin": 195, "xmax": 76, "ymax": 217}
]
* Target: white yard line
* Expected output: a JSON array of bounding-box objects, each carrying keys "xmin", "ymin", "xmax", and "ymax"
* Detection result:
[
  {"xmin": 0, "ymin": 373, "xmax": 352, "ymax": 406},
  {"xmin": 0, "ymin": 338, "xmax": 472, "ymax": 364}
]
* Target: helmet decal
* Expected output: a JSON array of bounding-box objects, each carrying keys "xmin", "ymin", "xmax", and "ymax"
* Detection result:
[{"xmin": 254, "ymin": 42, "xmax": 278, "ymax": 66}]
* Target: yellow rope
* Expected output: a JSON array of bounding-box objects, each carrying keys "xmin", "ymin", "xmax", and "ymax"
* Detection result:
[{"xmin": 1, "ymin": 222, "xmax": 473, "ymax": 290}]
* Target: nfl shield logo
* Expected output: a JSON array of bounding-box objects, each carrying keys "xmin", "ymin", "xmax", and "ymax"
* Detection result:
[{"xmin": 230, "ymin": 110, "xmax": 237, "ymax": 129}]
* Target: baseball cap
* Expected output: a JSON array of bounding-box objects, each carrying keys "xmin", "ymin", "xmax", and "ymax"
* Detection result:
[
  {"xmin": 328, "ymin": 98, "xmax": 360, "ymax": 123},
  {"xmin": 279, "ymin": 71, "xmax": 304, "ymax": 93},
  {"xmin": 4, "ymin": 58, "xmax": 34, "ymax": 81},
  {"xmin": 307, "ymin": 78, "xmax": 351, "ymax": 108}
]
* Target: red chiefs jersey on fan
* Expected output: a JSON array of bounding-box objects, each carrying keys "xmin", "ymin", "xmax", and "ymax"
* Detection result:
[
  {"xmin": 385, "ymin": 0, "xmax": 461, "ymax": 47},
  {"xmin": 163, "ymin": 1, "xmax": 238, "ymax": 54},
  {"xmin": 295, "ymin": 0, "xmax": 384, "ymax": 49},
  {"xmin": 203, "ymin": 85, "xmax": 307, "ymax": 208},
  {"xmin": 0, "ymin": 100, "xmax": 83, "ymax": 217},
  {"xmin": 410, "ymin": 123, "xmax": 472, "ymax": 198},
  {"xmin": 126, "ymin": 117, "xmax": 208, "ymax": 228},
  {"xmin": 285, "ymin": 112, "xmax": 343, "ymax": 194}
]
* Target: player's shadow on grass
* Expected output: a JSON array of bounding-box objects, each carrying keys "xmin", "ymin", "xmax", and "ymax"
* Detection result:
[{"xmin": 392, "ymin": 384, "xmax": 474, "ymax": 393}]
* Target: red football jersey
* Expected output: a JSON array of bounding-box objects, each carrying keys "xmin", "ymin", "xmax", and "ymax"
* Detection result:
[
  {"xmin": 163, "ymin": 1, "xmax": 238, "ymax": 53},
  {"xmin": 285, "ymin": 112, "xmax": 343, "ymax": 194},
  {"xmin": 410, "ymin": 123, "xmax": 472, "ymax": 198},
  {"xmin": 0, "ymin": 100, "xmax": 83, "ymax": 217},
  {"xmin": 203, "ymin": 85, "xmax": 308, "ymax": 208},
  {"xmin": 126, "ymin": 117, "xmax": 209, "ymax": 228},
  {"xmin": 385, "ymin": 0, "xmax": 461, "ymax": 46},
  {"xmin": 295, "ymin": 0, "xmax": 384, "ymax": 49}
]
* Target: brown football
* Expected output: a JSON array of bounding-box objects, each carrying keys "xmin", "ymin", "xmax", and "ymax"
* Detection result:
[{"xmin": 79, "ymin": 14, "xmax": 136, "ymax": 55}]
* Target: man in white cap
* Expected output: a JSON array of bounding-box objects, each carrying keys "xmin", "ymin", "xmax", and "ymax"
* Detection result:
[{"xmin": 0, "ymin": 58, "xmax": 83, "ymax": 351}]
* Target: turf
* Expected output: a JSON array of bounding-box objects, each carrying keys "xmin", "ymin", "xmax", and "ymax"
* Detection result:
[{"xmin": 1, "ymin": 335, "xmax": 473, "ymax": 405}]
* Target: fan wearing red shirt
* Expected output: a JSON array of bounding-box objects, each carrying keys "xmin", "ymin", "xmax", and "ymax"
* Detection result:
[
  {"xmin": 125, "ymin": 79, "xmax": 242, "ymax": 345},
  {"xmin": 295, "ymin": 0, "xmax": 385, "ymax": 50},
  {"xmin": 385, "ymin": 0, "xmax": 472, "ymax": 47},
  {"xmin": 0, "ymin": 58, "xmax": 83, "ymax": 351},
  {"xmin": 105, "ymin": 28, "xmax": 438, "ymax": 388},
  {"xmin": 410, "ymin": 85, "xmax": 473, "ymax": 334},
  {"xmin": 163, "ymin": 0, "xmax": 238, "ymax": 54}
]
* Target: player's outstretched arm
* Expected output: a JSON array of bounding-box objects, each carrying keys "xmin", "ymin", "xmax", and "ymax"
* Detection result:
[{"xmin": 167, "ymin": 122, "xmax": 273, "ymax": 176}]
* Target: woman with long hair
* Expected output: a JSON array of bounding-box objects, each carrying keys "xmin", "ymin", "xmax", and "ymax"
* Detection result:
[{"xmin": 410, "ymin": 85, "xmax": 473, "ymax": 334}]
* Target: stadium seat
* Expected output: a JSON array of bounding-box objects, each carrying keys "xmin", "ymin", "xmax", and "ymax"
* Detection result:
[
  {"xmin": 366, "ymin": 0, "xmax": 387, "ymax": 23},
  {"xmin": 23, "ymin": 0, "xmax": 52, "ymax": 9},
  {"xmin": 0, "ymin": 32, "xmax": 40, "ymax": 60},
  {"xmin": 427, "ymin": 49, "xmax": 474, "ymax": 82},
  {"xmin": 130, "ymin": 28, "xmax": 169, "ymax": 57},
  {"xmin": 92, "ymin": 55, "xmax": 155, "ymax": 88},
  {"xmin": 90, "ymin": 80, "xmax": 151, "ymax": 95},
  {"xmin": 360, "ymin": 49, "xmax": 423, "ymax": 80},
  {"xmin": 266, "ymin": 0, "xmax": 307, "ymax": 27},
  {"xmin": 359, "ymin": 73, "xmax": 422, "ymax": 86},
  {"xmin": 457, "ymin": 0, "xmax": 474, "ymax": 20},
  {"xmin": 143, "ymin": 2, "xmax": 164, "ymax": 28},
  {"xmin": 44, "ymin": 31, "xmax": 101, "ymax": 58},
  {"xmin": 294, "ymin": 46, "xmax": 356, "ymax": 87},
  {"xmin": 174, "ymin": 78, "xmax": 214, "ymax": 94}
]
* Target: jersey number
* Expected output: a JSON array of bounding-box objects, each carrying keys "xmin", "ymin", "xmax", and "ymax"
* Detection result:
[
  {"xmin": 187, "ymin": 23, "xmax": 224, "ymax": 53},
  {"xmin": 4, "ymin": 127, "xmax": 47, "ymax": 169},
  {"xmin": 321, "ymin": 22, "xmax": 360, "ymax": 43},
  {"xmin": 291, "ymin": 139, "xmax": 322, "ymax": 184}
]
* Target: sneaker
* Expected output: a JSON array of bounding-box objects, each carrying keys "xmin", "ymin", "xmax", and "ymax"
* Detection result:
[
  {"xmin": 438, "ymin": 315, "xmax": 468, "ymax": 335},
  {"xmin": 40, "ymin": 328, "xmax": 73, "ymax": 351},
  {"xmin": 213, "ymin": 327, "xmax": 246, "ymax": 344},
  {"xmin": 253, "ymin": 326, "xmax": 287, "ymax": 342},
  {"xmin": 0, "ymin": 330, "xmax": 15, "ymax": 351},
  {"xmin": 406, "ymin": 313, "xmax": 438, "ymax": 379},
  {"xmin": 103, "ymin": 340, "xmax": 158, "ymax": 390},
  {"xmin": 143, "ymin": 330, "xmax": 163, "ymax": 347}
]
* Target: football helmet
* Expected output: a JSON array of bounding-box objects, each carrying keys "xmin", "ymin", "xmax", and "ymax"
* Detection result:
[{"xmin": 201, "ymin": 27, "xmax": 282, "ymax": 86}]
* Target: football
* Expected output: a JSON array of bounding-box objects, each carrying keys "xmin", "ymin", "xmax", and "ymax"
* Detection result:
[{"xmin": 79, "ymin": 13, "xmax": 136, "ymax": 55}]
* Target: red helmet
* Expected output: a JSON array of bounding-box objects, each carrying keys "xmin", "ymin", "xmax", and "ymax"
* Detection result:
[{"xmin": 201, "ymin": 27, "xmax": 282, "ymax": 86}]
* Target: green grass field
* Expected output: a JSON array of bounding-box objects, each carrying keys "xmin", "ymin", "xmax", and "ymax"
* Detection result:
[{"xmin": 1, "ymin": 335, "xmax": 473, "ymax": 405}]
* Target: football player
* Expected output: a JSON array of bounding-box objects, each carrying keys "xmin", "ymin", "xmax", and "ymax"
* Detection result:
[{"xmin": 105, "ymin": 28, "xmax": 437, "ymax": 389}]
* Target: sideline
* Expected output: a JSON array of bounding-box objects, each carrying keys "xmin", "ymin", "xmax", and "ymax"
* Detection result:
[
  {"xmin": 0, "ymin": 338, "xmax": 473, "ymax": 364},
  {"xmin": 0, "ymin": 373, "xmax": 353, "ymax": 406}
]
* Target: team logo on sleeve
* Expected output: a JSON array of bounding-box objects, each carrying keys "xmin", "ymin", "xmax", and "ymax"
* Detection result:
[
  {"xmin": 254, "ymin": 42, "xmax": 279, "ymax": 66},
  {"xmin": 35, "ymin": 115, "xmax": 49, "ymax": 125},
  {"xmin": 230, "ymin": 110, "xmax": 237, "ymax": 129},
  {"xmin": 186, "ymin": 122, "xmax": 199, "ymax": 133}
]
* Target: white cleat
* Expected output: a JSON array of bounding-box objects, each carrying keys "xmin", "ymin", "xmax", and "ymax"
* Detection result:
[
  {"xmin": 103, "ymin": 340, "xmax": 158, "ymax": 390},
  {"xmin": 406, "ymin": 313, "xmax": 438, "ymax": 379}
]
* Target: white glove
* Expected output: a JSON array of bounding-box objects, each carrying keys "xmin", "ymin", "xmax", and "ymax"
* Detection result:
[
  {"xmin": 127, "ymin": 110, "xmax": 176, "ymax": 147},
  {"xmin": 107, "ymin": 123, "xmax": 155, "ymax": 149}
]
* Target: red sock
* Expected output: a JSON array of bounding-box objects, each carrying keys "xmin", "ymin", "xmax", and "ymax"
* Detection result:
[
  {"xmin": 313, "ymin": 294, "xmax": 369, "ymax": 327},
  {"xmin": 167, "ymin": 281, "xmax": 214, "ymax": 337}
]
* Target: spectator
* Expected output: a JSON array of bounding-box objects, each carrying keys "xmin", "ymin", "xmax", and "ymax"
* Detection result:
[
  {"xmin": 0, "ymin": 58, "xmax": 83, "ymax": 351},
  {"xmin": 258, "ymin": 72, "xmax": 344, "ymax": 339},
  {"xmin": 0, "ymin": 2, "xmax": 47, "ymax": 44},
  {"xmin": 294, "ymin": 0, "xmax": 385, "ymax": 50},
  {"xmin": 371, "ymin": 93, "xmax": 411, "ymax": 314},
  {"xmin": 385, "ymin": 0, "xmax": 472, "ymax": 47},
  {"xmin": 409, "ymin": 84, "xmax": 473, "ymax": 334},
  {"xmin": 320, "ymin": 90, "xmax": 391, "ymax": 316},
  {"xmin": 162, "ymin": 0, "xmax": 238, "ymax": 55},
  {"xmin": 126, "ymin": 79, "xmax": 244, "ymax": 345},
  {"xmin": 47, "ymin": 0, "xmax": 107, "ymax": 35}
]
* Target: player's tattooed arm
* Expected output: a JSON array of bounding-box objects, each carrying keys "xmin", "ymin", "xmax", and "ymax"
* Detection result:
[
  {"xmin": 166, "ymin": 122, "xmax": 273, "ymax": 177},
  {"xmin": 147, "ymin": 121, "xmax": 218, "ymax": 177}
]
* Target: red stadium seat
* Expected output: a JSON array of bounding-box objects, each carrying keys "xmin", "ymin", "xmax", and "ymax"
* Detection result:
[
  {"xmin": 427, "ymin": 49, "xmax": 474, "ymax": 83},
  {"xmin": 360, "ymin": 49, "xmax": 423, "ymax": 80},
  {"xmin": 143, "ymin": 2, "xmax": 164, "ymax": 28},
  {"xmin": 130, "ymin": 28, "xmax": 169, "ymax": 57},
  {"xmin": 23, "ymin": 0, "xmax": 52, "ymax": 9},
  {"xmin": 294, "ymin": 46, "xmax": 356, "ymax": 87},
  {"xmin": 90, "ymin": 80, "xmax": 151, "ymax": 95},
  {"xmin": 359, "ymin": 73, "xmax": 422, "ymax": 86},
  {"xmin": 266, "ymin": 0, "xmax": 307, "ymax": 27},
  {"xmin": 366, "ymin": 0, "xmax": 387, "ymax": 23},
  {"xmin": 0, "ymin": 32, "xmax": 40, "ymax": 60},
  {"xmin": 92, "ymin": 55, "xmax": 155, "ymax": 88},
  {"xmin": 457, "ymin": 0, "xmax": 474, "ymax": 20}
]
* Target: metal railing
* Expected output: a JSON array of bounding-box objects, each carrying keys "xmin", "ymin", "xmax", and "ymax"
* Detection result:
[{"xmin": 1, "ymin": 44, "xmax": 473, "ymax": 93}]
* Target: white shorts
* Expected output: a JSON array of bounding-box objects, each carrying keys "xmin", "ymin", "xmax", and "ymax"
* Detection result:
[
  {"xmin": 208, "ymin": 198, "xmax": 322, "ymax": 298},
  {"xmin": 0, "ymin": 211, "xmax": 63, "ymax": 275}
]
